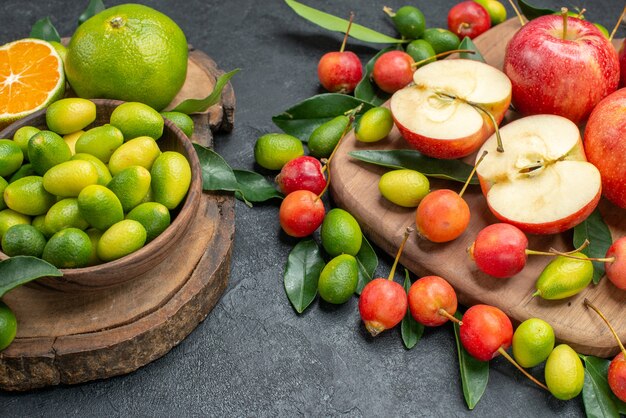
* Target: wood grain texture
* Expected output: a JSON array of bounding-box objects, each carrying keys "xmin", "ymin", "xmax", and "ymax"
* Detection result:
[
  {"xmin": 0, "ymin": 49, "xmax": 236, "ymax": 390},
  {"xmin": 330, "ymin": 19, "xmax": 626, "ymax": 357}
]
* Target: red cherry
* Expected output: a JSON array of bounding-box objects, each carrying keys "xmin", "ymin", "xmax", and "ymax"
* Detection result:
[
  {"xmin": 460, "ymin": 304, "xmax": 513, "ymax": 361},
  {"xmin": 278, "ymin": 190, "xmax": 325, "ymax": 237},
  {"xmin": 372, "ymin": 51, "xmax": 415, "ymax": 94},
  {"xmin": 447, "ymin": 1, "xmax": 491, "ymax": 39},
  {"xmin": 469, "ymin": 223, "xmax": 529, "ymax": 278},
  {"xmin": 359, "ymin": 278, "xmax": 408, "ymax": 336},
  {"xmin": 276, "ymin": 156, "xmax": 327, "ymax": 196},
  {"xmin": 408, "ymin": 275, "xmax": 458, "ymax": 326},
  {"xmin": 415, "ymin": 189, "xmax": 470, "ymax": 243},
  {"xmin": 606, "ymin": 237, "xmax": 626, "ymax": 290},
  {"xmin": 609, "ymin": 352, "xmax": 626, "ymax": 402},
  {"xmin": 317, "ymin": 51, "xmax": 363, "ymax": 94}
]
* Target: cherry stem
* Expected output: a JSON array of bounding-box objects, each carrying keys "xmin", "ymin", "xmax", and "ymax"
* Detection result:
[
  {"xmin": 387, "ymin": 227, "xmax": 414, "ymax": 281},
  {"xmin": 507, "ymin": 0, "xmax": 526, "ymax": 26},
  {"xmin": 609, "ymin": 5, "xmax": 626, "ymax": 41},
  {"xmin": 525, "ymin": 239, "xmax": 597, "ymax": 259},
  {"xmin": 411, "ymin": 49, "xmax": 476, "ymax": 69},
  {"xmin": 497, "ymin": 347, "xmax": 549, "ymax": 391},
  {"xmin": 584, "ymin": 298, "xmax": 626, "ymax": 358},
  {"xmin": 340, "ymin": 12, "xmax": 355, "ymax": 53},
  {"xmin": 438, "ymin": 308, "xmax": 462, "ymax": 325},
  {"xmin": 544, "ymin": 239, "xmax": 615, "ymax": 263},
  {"xmin": 459, "ymin": 150, "xmax": 487, "ymax": 198},
  {"xmin": 576, "ymin": 8, "xmax": 586, "ymax": 19},
  {"xmin": 382, "ymin": 6, "xmax": 395, "ymax": 18},
  {"xmin": 561, "ymin": 8, "xmax": 569, "ymax": 40}
]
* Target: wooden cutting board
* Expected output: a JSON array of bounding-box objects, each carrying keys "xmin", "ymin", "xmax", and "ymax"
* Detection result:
[
  {"xmin": 330, "ymin": 18, "xmax": 626, "ymax": 358},
  {"xmin": 0, "ymin": 48, "xmax": 236, "ymax": 391}
]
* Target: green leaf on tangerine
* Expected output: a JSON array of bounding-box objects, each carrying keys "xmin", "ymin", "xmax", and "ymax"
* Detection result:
[{"xmin": 30, "ymin": 17, "xmax": 61, "ymax": 43}]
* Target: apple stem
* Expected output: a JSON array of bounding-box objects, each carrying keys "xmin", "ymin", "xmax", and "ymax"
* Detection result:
[
  {"xmin": 609, "ymin": 5, "xmax": 626, "ymax": 41},
  {"xmin": 497, "ymin": 347, "xmax": 550, "ymax": 391},
  {"xmin": 507, "ymin": 0, "xmax": 526, "ymax": 26},
  {"xmin": 438, "ymin": 308, "xmax": 462, "ymax": 325},
  {"xmin": 383, "ymin": 6, "xmax": 395, "ymax": 18},
  {"xmin": 387, "ymin": 227, "xmax": 414, "ymax": 281},
  {"xmin": 584, "ymin": 298, "xmax": 626, "ymax": 359},
  {"xmin": 411, "ymin": 49, "xmax": 476, "ymax": 69},
  {"xmin": 459, "ymin": 150, "xmax": 487, "ymax": 198},
  {"xmin": 576, "ymin": 8, "xmax": 586, "ymax": 20},
  {"xmin": 340, "ymin": 12, "xmax": 355, "ymax": 53},
  {"xmin": 561, "ymin": 8, "xmax": 569, "ymax": 40}
]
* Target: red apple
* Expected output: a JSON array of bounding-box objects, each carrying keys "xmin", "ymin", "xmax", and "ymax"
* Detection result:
[
  {"xmin": 447, "ymin": 1, "xmax": 491, "ymax": 39},
  {"xmin": 606, "ymin": 237, "xmax": 626, "ymax": 290},
  {"xmin": 620, "ymin": 40, "xmax": 626, "ymax": 87},
  {"xmin": 584, "ymin": 88, "xmax": 626, "ymax": 209},
  {"xmin": 503, "ymin": 13, "xmax": 619, "ymax": 125},
  {"xmin": 372, "ymin": 51, "xmax": 415, "ymax": 94},
  {"xmin": 275, "ymin": 156, "xmax": 327, "ymax": 196},
  {"xmin": 317, "ymin": 51, "xmax": 363, "ymax": 94}
]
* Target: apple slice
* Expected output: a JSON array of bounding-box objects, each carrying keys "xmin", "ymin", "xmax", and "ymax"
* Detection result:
[
  {"xmin": 475, "ymin": 115, "xmax": 601, "ymax": 235},
  {"xmin": 390, "ymin": 59, "xmax": 511, "ymax": 159}
]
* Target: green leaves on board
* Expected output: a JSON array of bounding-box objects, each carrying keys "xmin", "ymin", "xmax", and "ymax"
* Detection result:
[
  {"xmin": 401, "ymin": 270, "xmax": 424, "ymax": 350},
  {"xmin": 171, "ymin": 69, "xmax": 240, "ymax": 114},
  {"xmin": 78, "ymin": 0, "xmax": 106, "ymax": 25},
  {"xmin": 284, "ymin": 239, "xmax": 325, "ymax": 313},
  {"xmin": 573, "ymin": 208, "xmax": 612, "ymax": 284},
  {"xmin": 516, "ymin": 0, "xmax": 557, "ymax": 21},
  {"xmin": 453, "ymin": 311, "xmax": 489, "ymax": 410},
  {"xmin": 0, "ymin": 256, "xmax": 62, "ymax": 298},
  {"xmin": 355, "ymin": 235, "xmax": 378, "ymax": 295},
  {"xmin": 30, "ymin": 17, "xmax": 61, "ymax": 43},
  {"xmin": 458, "ymin": 37, "xmax": 486, "ymax": 63},
  {"xmin": 284, "ymin": 0, "xmax": 404, "ymax": 44},
  {"xmin": 354, "ymin": 46, "xmax": 395, "ymax": 106},
  {"xmin": 581, "ymin": 355, "xmax": 626, "ymax": 418},
  {"xmin": 349, "ymin": 149, "xmax": 479, "ymax": 184}
]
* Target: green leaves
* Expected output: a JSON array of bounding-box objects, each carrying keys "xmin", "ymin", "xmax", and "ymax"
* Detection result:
[
  {"xmin": 284, "ymin": 0, "xmax": 404, "ymax": 44},
  {"xmin": 458, "ymin": 37, "xmax": 486, "ymax": 63},
  {"xmin": 79, "ymin": 0, "xmax": 105, "ymax": 25},
  {"xmin": 355, "ymin": 235, "xmax": 378, "ymax": 295},
  {"xmin": 401, "ymin": 270, "xmax": 424, "ymax": 349},
  {"xmin": 354, "ymin": 47, "xmax": 394, "ymax": 106},
  {"xmin": 581, "ymin": 355, "xmax": 626, "ymax": 418},
  {"xmin": 284, "ymin": 239, "xmax": 325, "ymax": 313},
  {"xmin": 273, "ymin": 94, "xmax": 373, "ymax": 142},
  {"xmin": 453, "ymin": 311, "xmax": 489, "ymax": 410},
  {"xmin": 233, "ymin": 169, "xmax": 283, "ymax": 203},
  {"xmin": 30, "ymin": 17, "xmax": 61, "ymax": 43},
  {"xmin": 517, "ymin": 0, "xmax": 556, "ymax": 20},
  {"xmin": 171, "ymin": 69, "xmax": 240, "ymax": 114},
  {"xmin": 573, "ymin": 209, "xmax": 612, "ymax": 284},
  {"xmin": 349, "ymin": 150, "xmax": 479, "ymax": 184},
  {"xmin": 0, "ymin": 256, "xmax": 62, "ymax": 297}
]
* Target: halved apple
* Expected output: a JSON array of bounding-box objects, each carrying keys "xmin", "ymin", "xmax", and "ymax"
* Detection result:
[
  {"xmin": 390, "ymin": 59, "xmax": 512, "ymax": 159},
  {"xmin": 475, "ymin": 115, "xmax": 601, "ymax": 235}
]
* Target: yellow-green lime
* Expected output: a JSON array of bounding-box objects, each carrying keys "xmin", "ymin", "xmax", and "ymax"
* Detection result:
[
  {"xmin": 107, "ymin": 165, "xmax": 152, "ymax": 212},
  {"xmin": 307, "ymin": 115, "xmax": 350, "ymax": 158},
  {"xmin": 355, "ymin": 107, "xmax": 394, "ymax": 143},
  {"xmin": 544, "ymin": 344, "xmax": 584, "ymax": 400},
  {"xmin": 64, "ymin": 3, "xmax": 188, "ymax": 111},
  {"xmin": 1, "ymin": 224, "xmax": 47, "ymax": 257},
  {"xmin": 0, "ymin": 139, "xmax": 23, "ymax": 177},
  {"xmin": 0, "ymin": 301, "xmax": 17, "ymax": 351},
  {"xmin": 320, "ymin": 208, "xmax": 362, "ymax": 257},
  {"xmin": 406, "ymin": 39, "xmax": 436, "ymax": 67},
  {"xmin": 8, "ymin": 164, "xmax": 36, "ymax": 183},
  {"xmin": 45, "ymin": 98, "xmax": 96, "ymax": 135},
  {"xmin": 379, "ymin": 169, "xmax": 430, "ymax": 207},
  {"xmin": 71, "ymin": 153, "xmax": 112, "ymax": 186},
  {"xmin": 110, "ymin": 102, "xmax": 164, "ymax": 140},
  {"xmin": 85, "ymin": 228, "xmax": 103, "ymax": 266},
  {"xmin": 63, "ymin": 130, "xmax": 84, "ymax": 155},
  {"xmin": 43, "ymin": 160, "xmax": 99, "ymax": 197},
  {"xmin": 3, "ymin": 176, "xmax": 56, "ymax": 216},
  {"xmin": 474, "ymin": 0, "xmax": 507, "ymax": 25},
  {"xmin": 13, "ymin": 126, "xmax": 40, "ymax": 159},
  {"xmin": 389, "ymin": 5, "xmax": 425, "ymax": 39},
  {"xmin": 421, "ymin": 28, "xmax": 460, "ymax": 55},
  {"xmin": 0, "ymin": 209, "xmax": 30, "ymax": 239},
  {"xmin": 126, "ymin": 202, "xmax": 170, "ymax": 242},
  {"xmin": 533, "ymin": 253, "xmax": 593, "ymax": 300},
  {"xmin": 161, "ymin": 111, "xmax": 194, "ymax": 138},
  {"xmin": 318, "ymin": 254, "xmax": 358, "ymax": 304},
  {"xmin": 44, "ymin": 198, "xmax": 89, "ymax": 234},
  {"xmin": 32, "ymin": 214, "xmax": 53, "ymax": 238},
  {"xmin": 150, "ymin": 152, "xmax": 191, "ymax": 210},
  {"xmin": 0, "ymin": 177, "xmax": 7, "ymax": 210},
  {"xmin": 28, "ymin": 130, "xmax": 72, "ymax": 175},
  {"xmin": 77, "ymin": 184, "xmax": 124, "ymax": 230},
  {"xmin": 108, "ymin": 136, "xmax": 161, "ymax": 176},
  {"xmin": 74, "ymin": 124, "xmax": 124, "ymax": 163},
  {"xmin": 254, "ymin": 133, "xmax": 304, "ymax": 170},
  {"xmin": 512, "ymin": 318, "xmax": 555, "ymax": 368},
  {"xmin": 97, "ymin": 219, "xmax": 146, "ymax": 262},
  {"xmin": 42, "ymin": 227, "xmax": 92, "ymax": 268}
]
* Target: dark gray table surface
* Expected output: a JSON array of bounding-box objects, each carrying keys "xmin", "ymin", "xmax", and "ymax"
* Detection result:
[{"xmin": 1, "ymin": 0, "xmax": 623, "ymax": 416}]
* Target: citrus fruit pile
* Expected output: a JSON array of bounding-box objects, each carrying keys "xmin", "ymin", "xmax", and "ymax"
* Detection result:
[{"xmin": 0, "ymin": 98, "xmax": 192, "ymax": 268}]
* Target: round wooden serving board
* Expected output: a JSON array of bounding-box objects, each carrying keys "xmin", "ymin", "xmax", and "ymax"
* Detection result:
[
  {"xmin": 331, "ymin": 18, "xmax": 626, "ymax": 358},
  {"xmin": 0, "ymin": 48, "xmax": 236, "ymax": 391}
]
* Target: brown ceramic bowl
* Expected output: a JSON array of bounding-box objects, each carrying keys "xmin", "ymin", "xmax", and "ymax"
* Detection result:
[{"xmin": 0, "ymin": 99, "xmax": 202, "ymax": 292}]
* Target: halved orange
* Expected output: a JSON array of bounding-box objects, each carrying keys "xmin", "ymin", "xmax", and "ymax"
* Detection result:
[{"xmin": 0, "ymin": 38, "xmax": 65, "ymax": 129}]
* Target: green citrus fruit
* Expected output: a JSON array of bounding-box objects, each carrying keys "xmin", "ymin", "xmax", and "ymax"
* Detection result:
[
  {"xmin": 0, "ymin": 301, "xmax": 17, "ymax": 351},
  {"xmin": 42, "ymin": 227, "xmax": 92, "ymax": 268},
  {"xmin": 0, "ymin": 177, "xmax": 7, "ymax": 210},
  {"xmin": 545, "ymin": 344, "xmax": 585, "ymax": 400},
  {"xmin": 97, "ymin": 219, "xmax": 147, "ymax": 262},
  {"xmin": 126, "ymin": 202, "xmax": 171, "ymax": 242},
  {"xmin": 44, "ymin": 198, "xmax": 89, "ymax": 234},
  {"xmin": 254, "ymin": 133, "xmax": 304, "ymax": 170},
  {"xmin": 74, "ymin": 124, "xmax": 124, "ymax": 163},
  {"xmin": 65, "ymin": 4, "xmax": 188, "ymax": 111},
  {"xmin": 3, "ymin": 176, "xmax": 56, "ymax": 216},
  {"xmin": 421, "ymin": 28, "xmax": 460, "ymax": 55},
  {"xmin": 110, "ymin": 102, "xmax": 164, "ymax": 140},
  {"xmin": 355, "ymin": 107, "xmax": 394, "ymax": 143},
  {"xmin": 379, "ymin": 169, "xmax": 430, "ymax": 207},
  {"xmin": 0, "ymin": 209, "xmax": 30, "ymax": 240},
  {"xmin": 320, "ymin": 208, "xmax": 362, "ymax": 257},
  {"xmin": 512, "ymin": 318, "xmax": 555, "ymax": 368},
  {"xmin": 150, "ymin": 152, "xmax": 191, "ymax": 210},
  {"xmin": 534, "ymin": 253, "xmax": 593, "ymax": 300},
  {"xmin": 85, "ymin": 228, "xmax": 103, "ymax": 266},
  {"xmin": 318, "ymin": 254, "xmax": 358, "ymax": 304},
  {"xmin": 45, "ymin": 98, "xmax": 96, "ymax": 135},
  {"xmin": 161, "ymin": 111, "xmax": 194, "ymax": 138},
  {"xmin": 43, "ymin": 160, "xmax": 99, "ymax": 197},
  {"xmin": 77, "ymin": 184, "xmax": 124, "ymax": 230},
  {"xmin": 63, "ymin": 130, "xmax": 83, "ymax": 155},
  {"xmin": 28, "ymin": 130, "xmax": 72, "ymax": 175},
  {"xmin": 390, "ymin": 6, "xmax": 425, "ymax": 39},
  {"xmin": 32, "ymin": 214, "xmax": 53, "ymax": 238},
  {"xmin": 71, "ymin": 153, "xmax": 113, "ymax": 186},
  {"xmin": 307, "ymin": 115, "xmax": 350, "ymax": 158},
  {"xmin": 1, "ymin": 224, "xmax": 47, "ymax": 257},
  {"xmin": 107, "ymin": 165, "xmax": 152, "ymax": 212},
  {"xmin": 8, "ymin": 164, "xmax": 36, "ymax": 183},
  {"xmin": 108, "ymin": 136, "xmax": 161, "ymax": 176},
  {"xmin": 13, "ymin": 126, "xmax": 40, "ymax": 159},
  {"xmin": 49, "ymin": 41, "xmax": 67, "ymax": 63},
  {"xmin": 0, "ymin": 139, "xmax": 23, "ymax": 177},
  {"xmin": 406, "ymin": 39, "xmax": 436, "ymax": 67},
  {"xmin": 474, "ymin": 0, "xmax": 507, "ymax": 25}
]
